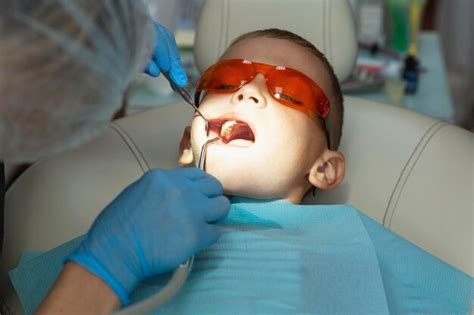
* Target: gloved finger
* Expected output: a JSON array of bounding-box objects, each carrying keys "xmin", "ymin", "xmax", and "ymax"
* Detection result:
[
  {"xmin": 162, "ymin": 29, "xmax": 188, "ymax": 87},
  {"xmin": 170, "ymin": 59, "xmax": 188, "ymax": 87},
  {"xmin": 166, "ymin": 167, "xmax": 207, "ymax": 180},
  {"xmin": 203, "ymin": 196, "xmax": 230, "ymax": 223},
  {"xmin": 195, "ymin": 224, "xmax": 224, "ymax": 253},
  {"xmin": 145, "ymin": 60, "xmax": 160, "ymax": 77},
  {"xmin": 154, "ymin": 25, "xmax": 172, "ymax": 73},
  {"xmin": 194, "ymin": 176, "xmax": 224, "ymax": 197}
]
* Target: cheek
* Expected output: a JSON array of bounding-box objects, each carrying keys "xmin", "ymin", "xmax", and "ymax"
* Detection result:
[
  {"xmin": 198, "ymin": 94, "xmax": 232, "ymax": 113},
  {"xmin": 270, "ymin": 109, "xmax": 322, "ymax": 147},
  {"xmin": 265, "ymin": 110, "xmax": 325, "ymax": 169}
]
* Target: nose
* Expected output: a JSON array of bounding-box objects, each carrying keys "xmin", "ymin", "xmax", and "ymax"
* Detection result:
[{"xmin": 231, "ymin": 73, "xmax": 267, "ymax": 108}]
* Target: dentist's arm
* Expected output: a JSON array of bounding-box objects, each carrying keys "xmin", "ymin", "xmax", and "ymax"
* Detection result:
[
  {"xmin": 36, "ymin": 262, "xmax": 120, "ymax": 315},
  {"xmin": 37, "ymin": 168, "xmax": 230, "ymax": 314}
]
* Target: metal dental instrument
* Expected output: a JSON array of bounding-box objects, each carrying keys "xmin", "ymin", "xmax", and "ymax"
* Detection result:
[
  {"xmin": 162, "ymin": 71, "xmax": 209, "ymax": 130},
  {"xmin": 199, "ymin": 137, "xmax": 220, "ymax": 171},
  {"xmin": 115, "ymin": 257, "xmax": 193, "ymax": 315},
  {"xmin": 115, "ymin": 138, "xmax": 220, "ymax": 315}
]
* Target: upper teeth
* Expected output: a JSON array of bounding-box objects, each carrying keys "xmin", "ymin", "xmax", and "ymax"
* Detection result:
[{"xmin": 221, "ymin": 120, "xmax": 237, "ymax": 137}]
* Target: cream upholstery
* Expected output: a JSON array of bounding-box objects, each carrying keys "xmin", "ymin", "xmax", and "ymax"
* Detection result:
[
  {"xmin": 1, "ymin": 0, "xmax": 473, "ymax": 312},
  {"xmin": 194, "ymin": 0, "xmax": 357, "ymax": 81}
]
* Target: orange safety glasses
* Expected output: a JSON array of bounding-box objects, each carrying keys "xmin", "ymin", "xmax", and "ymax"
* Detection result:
[{"xmin": 194, "ymin": 59, "xmax": 330, "ymax": 119}]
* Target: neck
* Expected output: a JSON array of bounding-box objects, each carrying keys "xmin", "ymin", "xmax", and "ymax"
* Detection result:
[{"xmin": 282, "ymin": 181, "xmax": 314, "ymax": 204}]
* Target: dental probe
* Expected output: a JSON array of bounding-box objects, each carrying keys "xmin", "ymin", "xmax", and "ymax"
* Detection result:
[
  {"xmin": 198, "ymin": 137, "xmax": 220, "ymax": 171},
  {"xmin": 115, "ymin": 138, "xmax": 220, "ymax": 315},
  {"xmin": 162, "ymin": 71, "xmax": 209, "ymax": 130}
]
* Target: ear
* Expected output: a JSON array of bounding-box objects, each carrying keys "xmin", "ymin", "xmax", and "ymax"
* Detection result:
[
  {"xmin": 178, "ymin": 126, "xmax": 194, "ymax": 166},
  {"xmin": 308, "ymin": 150, "xmax": 345, "ymax": 191}
]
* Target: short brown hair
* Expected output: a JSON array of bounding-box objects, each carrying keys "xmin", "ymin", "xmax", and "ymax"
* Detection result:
[{"xmin": 230, "ymin": 29, "xmax": 344, "ymax": 150}]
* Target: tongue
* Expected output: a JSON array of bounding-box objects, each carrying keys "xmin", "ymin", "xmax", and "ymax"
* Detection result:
[{"xmin": 221, "ymin": 122, "xmax": 255, "ymax": 144}]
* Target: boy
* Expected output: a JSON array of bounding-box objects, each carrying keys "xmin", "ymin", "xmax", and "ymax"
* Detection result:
[{"xmin": 175, "ymin": 28, "xmax": 472, "ymax": 314}]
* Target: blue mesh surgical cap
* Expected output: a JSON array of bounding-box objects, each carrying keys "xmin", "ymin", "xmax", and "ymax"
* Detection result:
[{"xmin": 0, "ymin": 0, "xmax": 154, "ymax": 162}]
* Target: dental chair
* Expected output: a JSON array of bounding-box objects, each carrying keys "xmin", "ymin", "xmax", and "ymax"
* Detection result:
[{"xmin": 1, "ymin": 0, "xmax": 473, "ymax": 313}]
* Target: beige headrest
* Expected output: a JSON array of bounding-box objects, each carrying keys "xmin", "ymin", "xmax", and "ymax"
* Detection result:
[{"xmin": 194, "ymin": 0, "xmax": 357, "ymax": 81}]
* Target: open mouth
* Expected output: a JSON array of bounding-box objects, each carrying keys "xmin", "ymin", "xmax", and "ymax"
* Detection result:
[{"xmin": 207, "ymin": 118, "xmax": 255, "ymax": 145}]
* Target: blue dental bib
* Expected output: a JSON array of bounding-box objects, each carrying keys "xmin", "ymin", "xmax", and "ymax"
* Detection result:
[{"xmin": 10, "ymin": 198, "xmax": 473, "ymax": 314}]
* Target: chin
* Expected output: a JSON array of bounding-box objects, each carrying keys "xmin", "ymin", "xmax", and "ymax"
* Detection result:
[{"xmin": 205, "ymin": 165, "xmax": 285, "ymax": 200}]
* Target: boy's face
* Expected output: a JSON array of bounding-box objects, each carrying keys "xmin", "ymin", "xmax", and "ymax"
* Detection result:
[{"xmin": 179, "ymin": 37, "xmax": 344, "ymax": 203}]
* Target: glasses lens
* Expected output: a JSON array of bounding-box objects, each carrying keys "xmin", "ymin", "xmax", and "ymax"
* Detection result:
[
  {"xmin": 196, "ymin": 59, "xmax": 329, "ymax": 118},
  {"xmin": 200, "ymin": 59, "xmax": 254, "ymax": 92},
  {"xmin": 267, "ymin": 68, "xmax": 319, "ymax": 117}
]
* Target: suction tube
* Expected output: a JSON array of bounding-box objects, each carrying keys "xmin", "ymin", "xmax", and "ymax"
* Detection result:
[{"xmin": 114, "ymin": 257, "xmax": 194, "ymax": 314}]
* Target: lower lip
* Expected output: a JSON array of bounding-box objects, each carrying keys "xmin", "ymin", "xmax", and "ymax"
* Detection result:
[
  {"xmin": 207, "ymin": 138, "xmax": 254, "ymax": 147},
  {"xmin": 206, "ymin": 131, "xmax": 255, "ymax": 147},
  {"xmin": 219, "ymin": 139, "xmax": 254, "ymax": 147}
]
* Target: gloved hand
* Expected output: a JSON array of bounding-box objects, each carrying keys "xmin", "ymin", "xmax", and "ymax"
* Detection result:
[
  {"xmin": 145, "ymin": 21, "xmax": 188, "ymax": 87},
  {"xmin": 67, "ymin": 168, "xmax": 229, "ymax": 305}
]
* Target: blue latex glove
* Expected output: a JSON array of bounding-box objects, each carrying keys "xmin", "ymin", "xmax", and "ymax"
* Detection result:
[
  {"xmin": 145, "ymin": 21, "xmax": 188, "ymax": 87},
  {"xmin": 66, "ymin": 168, "xmax": 230, "ymax": 305}
]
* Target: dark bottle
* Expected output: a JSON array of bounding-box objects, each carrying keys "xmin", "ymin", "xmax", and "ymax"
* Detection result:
[{"xmin": 402, "ymin": 55, "xmax": 419, "ymax": 94}]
